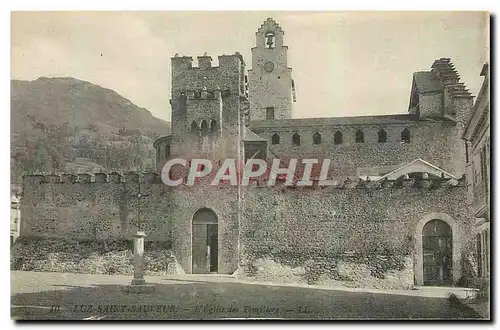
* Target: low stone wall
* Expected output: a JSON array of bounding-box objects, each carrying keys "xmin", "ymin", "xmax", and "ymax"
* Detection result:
[
  {"xmin": 238, "ymin": 255, "xmax": 414, "ymax": 290},
  {"xmin": 10, "ymin": 237, "xmax": 184, "ymax": 276}
]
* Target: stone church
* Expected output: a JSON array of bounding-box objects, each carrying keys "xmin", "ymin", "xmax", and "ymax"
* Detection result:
[{"xmin": 21, "ymin": 18, "xmax": 478, "ymax": 289}]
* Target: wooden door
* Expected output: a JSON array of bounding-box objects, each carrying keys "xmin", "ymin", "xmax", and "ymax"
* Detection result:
[
  {"xmin": 207, "ymin": 224, "xmax": 218, "ymax": 273},
  {"xmin": 192, "ymin": 224, "xmax": 209, "ymax": 274},
  {"xmin": 423, "ymin": 220, "xmax": 453, "ymax": 286}
]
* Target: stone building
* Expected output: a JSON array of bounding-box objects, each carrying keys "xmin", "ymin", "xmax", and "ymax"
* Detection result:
[
  {"xmin": 463, "ymin": 63, "xmax": 490, "ymax": 280},
  {"xmin": 20, "ymin": 18, "xmax": 481, "ymax": 289}
]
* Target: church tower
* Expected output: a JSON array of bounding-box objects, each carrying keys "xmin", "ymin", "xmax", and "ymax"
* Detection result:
[{"xmin": 248, "ymin": 18, "xmax": 295, "ymax": 120}]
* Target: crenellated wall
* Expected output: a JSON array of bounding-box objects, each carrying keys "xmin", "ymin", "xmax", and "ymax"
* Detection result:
[
  {"xmin": 21, "ymin": 171, "xmax": 473, "ymax": 281},
  {"xmin": 21, "ymin": 172, "xmax": 168, "ymax": 241},
  {"xmin": 20, "ymin": 173, "xmax": 241, "ymax": 274},
  {"xmin": 171, "ymin": 54, "xmax": 246, "ymax": 99},
  {"xmin": 168, "ymin": 53, "xmax": 246, "ymax": 170},
  {"xmin": 239, "ymin": 175, "xmax": 474, "ymax": 287}
]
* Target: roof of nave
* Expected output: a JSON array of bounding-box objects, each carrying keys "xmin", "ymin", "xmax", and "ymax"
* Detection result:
[
  {"xmin": 411, "ymin": 58, "xmax": 473, "ymax": 97},
  {"xmin": 413, "ymin": 71, "xmax": 442, "ymax": 93},
  {"xmin": 249, "ymin": 114, "xmax": 419, "ymax": 130}
]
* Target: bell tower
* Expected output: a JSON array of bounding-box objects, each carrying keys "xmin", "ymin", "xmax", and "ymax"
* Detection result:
[{"xmin": 248, "ymin": 18, "xmax": 295, "ymax": 121}]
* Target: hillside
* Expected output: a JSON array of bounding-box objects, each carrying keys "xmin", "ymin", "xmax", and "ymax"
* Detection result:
[{"xmin": 11, "ymin": 77, "xmax": 171, "ymax": 185}]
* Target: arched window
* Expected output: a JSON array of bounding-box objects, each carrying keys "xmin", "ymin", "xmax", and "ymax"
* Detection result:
[
  {"xmin": 313, "ymin": 132, "xmax": 321, "ymax": 145},
  {"xmin": 190, "ymin": 121, "xmax": 199, "ymax": 134},
  {"xmin": 271, "ymin": 133, "xmax": 280, "ymax": 145},
  {"xmin": 165, "ymin": 144, "xmax": 171, "ymax": 159},
  {"xmin": 292, "ymin": 133, "xmax": 301, "ymax": 146},
  {"xmin": 401, "ymin": 128, "xmax": 411, "ymax": 143},
  {"xmin": 378, "ymin": 129, "xmax": 387, "ymax": 143},
  {"xmin": 334, "ymin": 131, "xmax": 343, "ymax": 145},
  {"xmin": 355, "ymin": 129, "xmax": 364, "ymax": 143},
  {"xmin": 200, "ymin": 120, "xmax": 208, "ymax": 135}
]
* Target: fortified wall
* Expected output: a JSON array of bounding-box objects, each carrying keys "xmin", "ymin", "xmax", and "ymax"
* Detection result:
[
  {"xmin": 240, "ymin": 176, "xmax": 475, "ymax": 288},
  {"xmin": 21, "ymin": 171, "xmax": 475, "ymax": 286},
  {"xmin": 20, "ymin": 172, "xmax": 241, "ymax": 274}
]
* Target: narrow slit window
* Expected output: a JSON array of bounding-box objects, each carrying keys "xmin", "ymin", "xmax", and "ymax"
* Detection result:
[
  {"xmin": 355, "ymin": 129, "xmax": 364, "ymax": 143},
  {"xmin": 334, "ymin": 131, "xmax": 343, "ymax": 145},
  {"xmin": 401, "ymin": 128, "xmax": 411, "ymax": 143},
  {"xmin": 313, "ymin": 132, "xmax": 321, "ymax": 145},
  {"xmin": 378, "ymin": 129, "xmax": 387, "ymax": 143}
]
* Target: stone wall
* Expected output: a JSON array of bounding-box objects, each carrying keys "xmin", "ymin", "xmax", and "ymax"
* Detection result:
[
  {"xmin": 20, "ymin": 173, "xmax": 240, "ymax": 275},
  {"xmin": 250, "ymin": 117, "xmax": 465, "ymax": 177},
  {"xmin": 21, "ymin": 173, "xmax": 476, "ymax": 287},
  {"xmin": 238, "ymin": 179, "xmax": 475, "ymax": 289},
  {"xmin": 21, "ymin": 173, "xmax": 170, "ymax": 241}
]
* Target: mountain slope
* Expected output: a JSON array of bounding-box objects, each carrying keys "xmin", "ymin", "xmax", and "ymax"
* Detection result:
[
  {"xmin": 11, "ymin": 77, "xmax": 170, "ymax": 136},
  {"xmin": 11, "ymin": 77, "xmax": 171, "ymax": 183}
]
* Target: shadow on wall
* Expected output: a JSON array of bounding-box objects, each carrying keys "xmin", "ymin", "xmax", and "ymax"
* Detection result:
[
  {"xmin": 239, "ymin": 255, "xmax": 414, "ymax": 290},
  {"xmin": 10, "ymin": 274, "xmax": 481, "ymax": 320},
  {"xmin": 10, "ymin": 237, "xmax": 181, "ymax": 276}
]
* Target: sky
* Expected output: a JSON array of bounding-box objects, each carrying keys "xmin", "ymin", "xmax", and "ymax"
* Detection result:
[{"xmin": 11, "ymin": 11, "xmax": 489, "ymax": 122}]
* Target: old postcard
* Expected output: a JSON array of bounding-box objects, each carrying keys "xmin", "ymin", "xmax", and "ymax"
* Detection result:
[{"xmin": 10, "ymin": 11, "xmax": 490, "ymax": 320}]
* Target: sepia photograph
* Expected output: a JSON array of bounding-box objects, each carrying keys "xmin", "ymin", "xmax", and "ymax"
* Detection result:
[{"xmin": 9, "ymin": 11, "xmax": 490, "ymax": 320}]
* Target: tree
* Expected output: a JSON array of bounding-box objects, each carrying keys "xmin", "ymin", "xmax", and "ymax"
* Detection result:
[{"xmin": 32, "ymin": 139, "xmax": 52, "ymax": 173}]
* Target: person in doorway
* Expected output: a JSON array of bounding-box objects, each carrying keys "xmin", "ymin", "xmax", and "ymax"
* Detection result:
[{"xmin": 206, "ymin": 243, "xmax": 211, "ymax": 272}]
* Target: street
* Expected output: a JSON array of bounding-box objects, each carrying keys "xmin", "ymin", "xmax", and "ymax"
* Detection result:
[{"xmin": 11, "ymin": 271, "xmax": 481, "ymax": 320}]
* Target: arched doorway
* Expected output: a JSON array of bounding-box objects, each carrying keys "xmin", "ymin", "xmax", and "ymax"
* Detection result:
[
  {"xmin": 192, "ymin": 208, "xmax": 218, "ymax": 274},
  {"xmin": 414, "ymin": 213, "xmax": 461, "ymax": 286},
  {"xmin": 422, "ymin": 219, "xmax": 453, "ymax": 286}
]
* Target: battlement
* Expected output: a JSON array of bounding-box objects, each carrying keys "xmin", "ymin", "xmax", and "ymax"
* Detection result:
[
  {"xmin": 171, "ymin": 53, "xmax": 244, "ymax": 70},
  {"xmin": 171, "ymin": 53, "xmax": 245, "ymax": 100},
  {"xmin": 249, "ymin": 174, "xmax": 467, "ymax": 191},
  {"xmin": 23, "ymin": 172, "xmax": 466, "ymax": 190},
  {"xmin": 23, "ymin": 172, "xmax": 163, "ymax": 185},
  {"xmin": 431, "ymin": 58, "xmax": 472, "ymax": 98}
]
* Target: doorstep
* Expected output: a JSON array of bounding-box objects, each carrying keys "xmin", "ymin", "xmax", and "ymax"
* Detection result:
[{"xmin": 413, "ymin": 286, "xmax": 479, "ymax": 300}]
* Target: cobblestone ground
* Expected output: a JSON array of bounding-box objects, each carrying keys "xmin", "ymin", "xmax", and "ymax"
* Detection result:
[{"xmin": 11, "ymin": 271, "xmax": 481, "ymax": 320}]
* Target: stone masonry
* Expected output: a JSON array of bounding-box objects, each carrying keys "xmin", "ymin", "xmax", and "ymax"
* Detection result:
[{"xmin": 19, "ymin": 18, "xmax": 478, "ymax": 289}]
